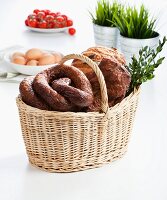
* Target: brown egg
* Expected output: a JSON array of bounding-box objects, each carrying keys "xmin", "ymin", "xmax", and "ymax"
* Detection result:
[
  {"xmin": 12, "ymin": 56, "xmax": 26, "ymax": 65},
  {"xmin": 25, "ymin": 48, "xmax": 43, "ymax": 60},
  {"xmin": 42, "ymin": 51, "xmax": 48, "ymax": 56},
  {"xmin": 52, "ymin": 52, "xmax": 63, "ymax": 63},
  {"xmin": 38, "ymin": 54, "xmax": 56, "ymax": 65},
  {"xmin": 12, "ymin": 52, "xmax": 25, "ymax": 59},
  {"xmin": 26, "ymin": 60, "xmax": 38, "ymax": 66}
]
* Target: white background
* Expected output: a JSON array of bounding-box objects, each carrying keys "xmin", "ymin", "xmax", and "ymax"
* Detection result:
[{"xmin": 0, "ymin": 0, "xmax": 167, "ymax": 199}]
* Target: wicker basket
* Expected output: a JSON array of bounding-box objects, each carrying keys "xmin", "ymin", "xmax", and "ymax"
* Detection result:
[{"xmin": 16, "ymin": 54, "xmax": 140, "ymax": 173}]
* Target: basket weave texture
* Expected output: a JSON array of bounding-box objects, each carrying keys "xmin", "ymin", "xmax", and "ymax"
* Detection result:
[{"xmin": 16, "ymin": 54, "xmax": 140, "ymax": 172}]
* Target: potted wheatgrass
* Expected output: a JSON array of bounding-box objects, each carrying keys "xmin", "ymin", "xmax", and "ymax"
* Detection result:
[
  {"xmin": 113, "ymin": 4, "xmax": 159, "ymax": 64},
  {"xmin": 90, "ymin": 0, "xmax": 122, "ymax": 48}
]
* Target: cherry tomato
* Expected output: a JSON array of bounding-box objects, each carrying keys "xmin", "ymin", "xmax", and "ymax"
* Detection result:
[
  {"xmin": 56, "ymin": 16, "xmax": 64, "ymax": 23},
  {"xmin": 36, "ymin": 12, "xmax": 45, "ymax": 20},
  {"xmin": 40, "ymin": 9, "xmax": 45, "ymax": 13},
  {"xmin": 55, "ymin": 12, "xmax": 61, "ymax": 16},
  {"xmin": 40, "ymin": 9, "xmax": 50, "ymax": 15},
  {"xmin": 38, "ymin": 20, "xmax": 47, "ymax": 28},
  {"xmin": 67, "ymin": 19, "xmax": 73, "ymax": 27},
  {"xmin": 33, "ymin": 9, "xmax": 40, "ymax": 14},
  {"xmin": 44, "ymin": 9, "xmax": 51, "ymax": 15},
  {"xmin": 28, "ymin": 14, "xmax": 36, "ymax": 20},
  {"xmin": 54, "ymin": 22, "xmax": 64, "ymax": 28},
  {"xmin": 49, "ymin": 12, "xmax": 56, "ymax": 17},
  {"xmin": 68, "ymin": 28, "xmax": 76, "ymax": 35},
  {"xmin": 28, "ymin": 19, "xmax": 37, "ymax": 28},
  {"xmin": 61, "ymin": 15, "xmax": 68, "ymax": 21},
  {"xmin": 45, "ymin": 15, "xmax": 54, "ymax": 22},
  {"xmin": 47, "ymin": 21, "xmax": 54, "ymax": 28},
  {"xmin": 25, "ymin": 19, "xmax": 28, "ymax": 26}
]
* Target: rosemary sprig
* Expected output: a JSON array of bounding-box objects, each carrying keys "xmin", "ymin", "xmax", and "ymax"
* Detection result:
[{"xmin": 128, "ymin": 36, "xmax": 167, "ymax": 93}]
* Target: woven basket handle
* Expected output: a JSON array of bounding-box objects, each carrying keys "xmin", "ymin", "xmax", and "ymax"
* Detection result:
[{"xmin": 60, "ymin": 54, "xmax": 109, "ymax": 113}]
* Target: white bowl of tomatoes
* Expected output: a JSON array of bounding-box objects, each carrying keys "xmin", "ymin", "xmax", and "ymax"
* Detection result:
[{"xmin": 25, "ymin": 9, "xmax": 76, "ymax": 35}]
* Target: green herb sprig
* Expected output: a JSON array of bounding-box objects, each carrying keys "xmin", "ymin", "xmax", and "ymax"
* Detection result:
[
  {"xmin": 89, "ymin": 0, "xmax": 121, "ymax": 27},
  {"xmin": 113, "ymin": 4, "xmax": 157, "ymax": 39},
  {"xmin": 128, "ymin": 36, "xmax": 167, "ymax": 93}
]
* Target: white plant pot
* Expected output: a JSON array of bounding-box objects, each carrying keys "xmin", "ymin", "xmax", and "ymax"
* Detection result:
[
  {"xmin": 120, "ymin": 33, "xmax": 160, "ymax": 64},
  {"xmin": 93, "ymin": 24, "xmax": 119, "ymax": 48}
]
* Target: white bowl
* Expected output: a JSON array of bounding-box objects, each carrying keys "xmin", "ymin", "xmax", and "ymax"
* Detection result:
[
  {"xmin": 4, "ymin": 49, "xmax": 63, "ymax": 76},
  {"xmin": 26, "ymin": 26, "xmax": 71, "ymax": 33}
]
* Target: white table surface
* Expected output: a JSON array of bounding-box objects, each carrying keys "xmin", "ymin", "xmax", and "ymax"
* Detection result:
[{"xmin": 0, "ymin": 0, "xmax": 167, "ymax": 200}]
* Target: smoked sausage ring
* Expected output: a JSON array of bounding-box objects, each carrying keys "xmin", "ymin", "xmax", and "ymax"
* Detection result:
[
  {"xmin": 19, "ymin": 76, "xmax": 50, "ymax": 110},
  {"xmin": 32, "ymin": 64, "xmax": 93, "ymax": 111}
]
